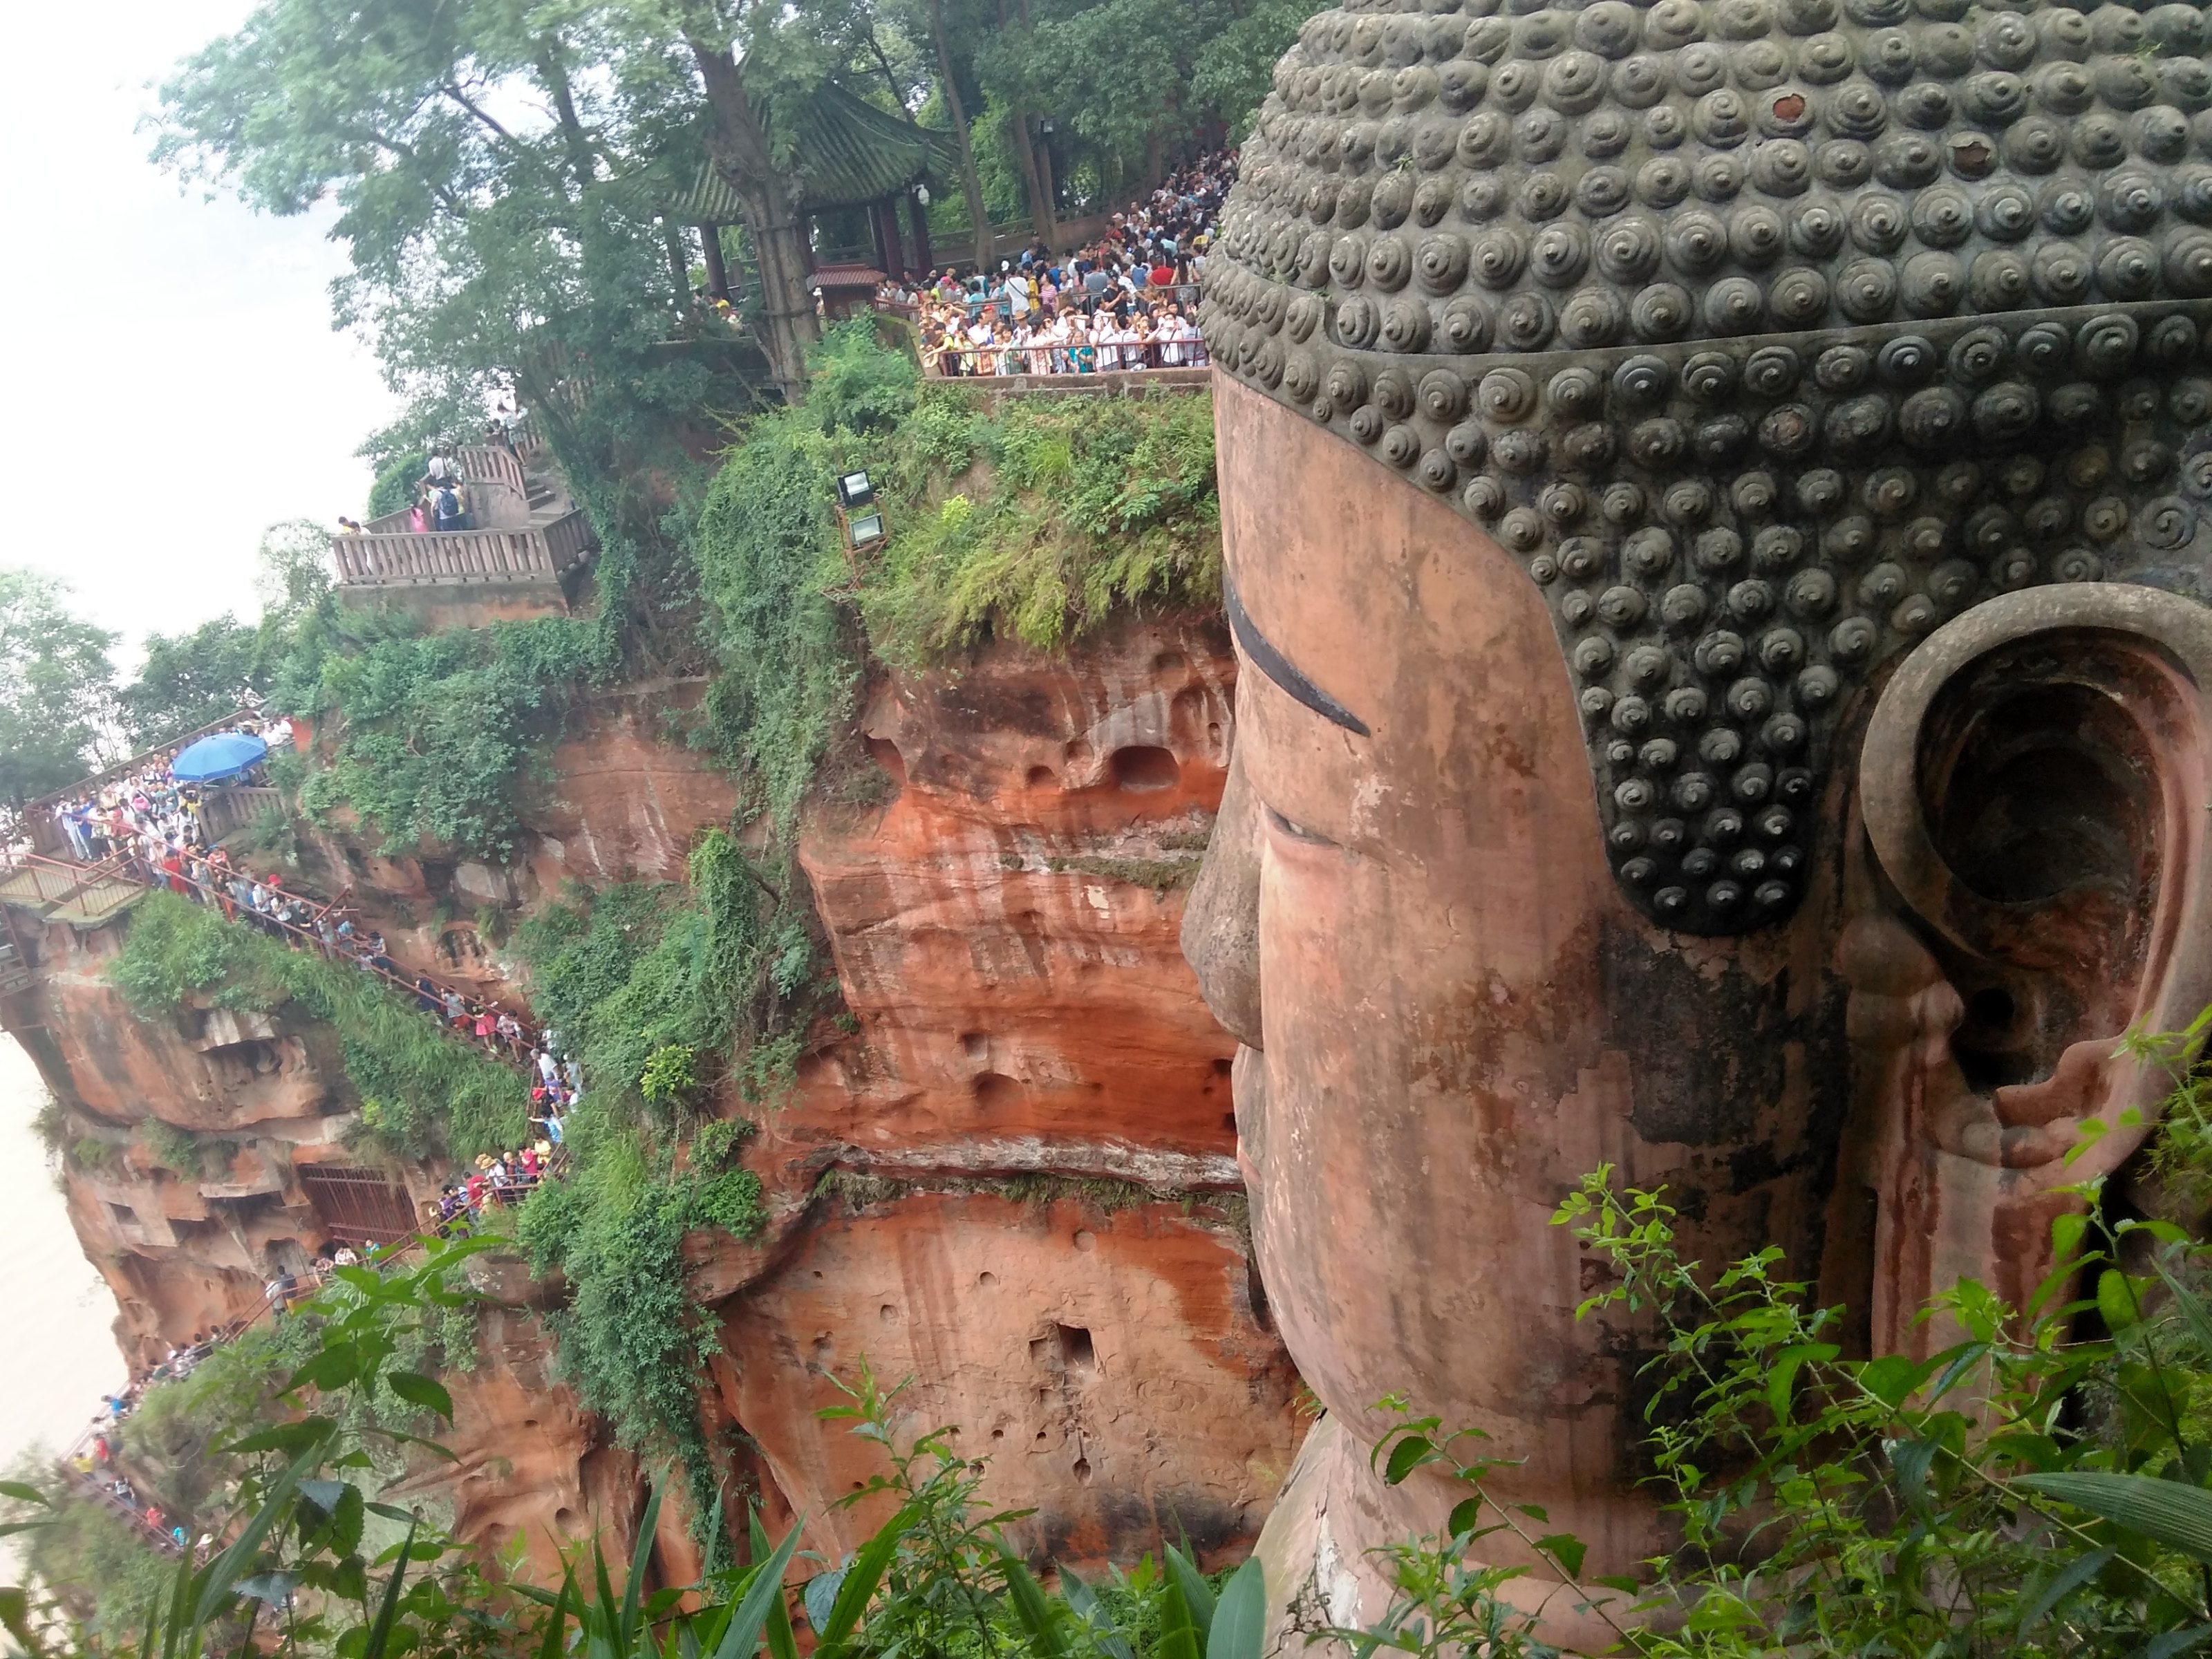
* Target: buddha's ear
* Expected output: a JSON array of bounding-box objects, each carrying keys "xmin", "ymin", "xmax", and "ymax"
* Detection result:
[{"xmin": 1859, "ymin": 583, "xmax": 2212, "ymax": 1183}]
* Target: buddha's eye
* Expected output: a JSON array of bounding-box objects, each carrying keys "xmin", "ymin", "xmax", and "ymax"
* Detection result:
[{"xmin": 1265, "ymin": 805, "xmax": 1338, "ymax": 847}]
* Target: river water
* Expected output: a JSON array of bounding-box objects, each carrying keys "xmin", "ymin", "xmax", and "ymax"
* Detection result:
[{"xmin": 0, "ymin": 1036, "xmax": 126, "ymax": 1497}]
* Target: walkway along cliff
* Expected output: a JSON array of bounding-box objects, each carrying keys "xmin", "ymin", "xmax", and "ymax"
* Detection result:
[{"xmin": 3, "ymin": 372, "xmax": 1302, "ymax": 1588}]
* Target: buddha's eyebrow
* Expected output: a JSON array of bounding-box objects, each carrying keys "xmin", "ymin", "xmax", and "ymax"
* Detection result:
[{"xmin": 1224, "ymin": 570, "xmax": 1371, "ymax": 738}]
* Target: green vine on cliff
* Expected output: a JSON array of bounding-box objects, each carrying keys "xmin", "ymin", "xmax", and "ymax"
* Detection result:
[
  {"xmin": 106, "ymin": 890, "xmax": 527, "ymax": 1158},
  {"xmin": 855, "ymin": 370, "xmax": 1221, "ymax": 663},
  {"xmin": 512, "ymin": 1107, "xmax": 763, "ymax": 1552}
]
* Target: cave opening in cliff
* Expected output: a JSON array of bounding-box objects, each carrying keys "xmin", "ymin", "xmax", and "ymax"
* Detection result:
[{"xmin": 1108, "ymin": 746, "xmax": 1181, "ymax": 792}]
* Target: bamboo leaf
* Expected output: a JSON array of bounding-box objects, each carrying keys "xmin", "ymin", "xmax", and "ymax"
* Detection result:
[
  {"xmin": 2018, "ymin": 1472, "xmax": 2212, "ymax": 1562},
  {"xmin": 816, "ymin": 1503, "xmax": 916, "ymax": 1656},
  {"xmin": 1000, "ymin": 1556, "xmax": 1071, "ymax": 1659},
  {"xmin": 194, "ymin": 1437, "xmax": 324, "ymax": 1627},
  {"xmin": 362, "ymin": 1519, "xmax": 416, "ymax": 1659},
  {"xmin": 1157, "ymin": 1566, "xmax": 1202, "ymax": 1659},
  {"xmin": 2016, "ymin": 1546, "xmax": 2114, "ymax": 1633},
  {"xmin": 1166, "ymin": 1542, "xmax": 1215, "ymax": 1642}
]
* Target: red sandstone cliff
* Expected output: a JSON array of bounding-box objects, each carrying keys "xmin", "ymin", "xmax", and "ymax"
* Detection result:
[{"xmin": 7, "ymin": 610, "xmax": 1300, "ymax": 1577}]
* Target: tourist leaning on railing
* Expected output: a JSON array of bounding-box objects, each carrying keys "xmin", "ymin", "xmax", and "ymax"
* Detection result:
[{"xmin": 901, "ymin": 147, "xmax": 1232, "ymax": 381}]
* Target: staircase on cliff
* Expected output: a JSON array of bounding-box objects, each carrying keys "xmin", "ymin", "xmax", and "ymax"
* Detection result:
[
  {"xmin": 0, "ymin": 854, "xmax": 145, "ymax": 932},
  {"xmin": 330, "ymin": 417, "xmax": 598, "ymax": 611}
]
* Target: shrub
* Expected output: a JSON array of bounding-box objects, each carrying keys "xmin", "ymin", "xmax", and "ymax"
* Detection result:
[
  {"xmin": 137, "ymin": 1118, "xmax": 201, "ymax": 1175},
  {"xmin": 107, "ymin": 892, "xmax": 525, "ymax": 1158},
  {"xmin": 690, "ymin": 1116, "xmax": 756, "ymax": 1171},
  {"xmin": 299, "ymin": 615, "xmax": 612, "ymax": 860},
  {"xmin": 859, "ymin": 382, "xmax": 1221, "ymax": 662},
  {"xmin": 639, "ymin": 1043, "xmax": 700, "ymax": 1107},
  {"xmin": 693, "ymin": 413, "xmax": 857, "ymax": 838}
]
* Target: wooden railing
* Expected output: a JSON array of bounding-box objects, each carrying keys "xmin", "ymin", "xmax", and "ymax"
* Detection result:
[
  {"xmin": 335, "ymin": 521, "xmax": 566, "ymax": 585},
  {"xmin": 457, "ymin": 443, "xmax": 529, "ymax": 500},
  {"xmin": 198, "ymin": 786, "xmax": 283, "ymax": 842},
  {"xmin": 543, "ymin": 509, "xmax": 595, "ymax": 572}
]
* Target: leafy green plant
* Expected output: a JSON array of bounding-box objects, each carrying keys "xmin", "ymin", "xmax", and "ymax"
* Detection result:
[
  {"xmin": 1343, "ymin": 1161, "xmax": 2212, "ymax": 1658},
  {"xmin": 638, "ymin": 1044, "xmax": 700, "ymax": 1108},
  {"xmin": 512, "ymin": 1107, "xmax": 765, "ymax": 1543},
  {"xmin": 297, "ymin": 615, "xmax": 612, "ymax": 861},
  {"xmin": 135, "ymin": 1120, "xmax": 202, "ymax": 1178},
  {"xmin": 691, "ymin": 1117, "xmax": 757, "ymax": 1172},
  {"xmin": 858, "ymin": 379, "xmax": 1221, "ymax": 664}
]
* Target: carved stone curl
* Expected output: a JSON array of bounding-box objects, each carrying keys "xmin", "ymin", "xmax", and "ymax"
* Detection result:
[{"xmin": 1203, "ymin": 0, "xmax": 2212, "ymax": 932}]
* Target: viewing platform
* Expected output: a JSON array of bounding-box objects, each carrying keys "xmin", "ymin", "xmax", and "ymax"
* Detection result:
[{"xmin": 333, "ymin": 421, "xmax": 598, "ymax": 626}]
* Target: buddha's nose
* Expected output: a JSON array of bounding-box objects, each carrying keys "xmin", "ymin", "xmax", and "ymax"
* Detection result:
[{"xmin": 1182, "ymin": 744, "xmax": 1265, "ymax": 1051}]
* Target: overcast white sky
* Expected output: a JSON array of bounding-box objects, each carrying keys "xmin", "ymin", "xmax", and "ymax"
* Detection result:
[{"xmin": 0, "ymin": 0, "xmax": 396, "ymax": 668}]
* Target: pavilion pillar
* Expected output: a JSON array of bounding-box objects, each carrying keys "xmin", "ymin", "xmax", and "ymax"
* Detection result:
[
  {"xmin": 697, "ymin": 224, "xmax": 731, "ymax": 301},
  {"xmin": 662, "ymin": 223, "xmax": 691, "ymax": 306},
  {"xmin": 871, "ymin": 199, "xmax": 907, "ymax": 279},
  {"xmin": 908, "ymin": 191, "xmax": 935, "ymax": 276}
]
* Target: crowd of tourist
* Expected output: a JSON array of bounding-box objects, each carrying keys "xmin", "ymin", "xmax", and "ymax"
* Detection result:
[
  {"xmin": 48, "ymin": 715, "xmax": 287, "ymax": 864},
  {"xmin": 30, "ymin": 717, "xmax": 542, "ymax": 1069},
  {"xmin": 903, "ymin": 152, "xmax": 1233, "ymax": 378}
]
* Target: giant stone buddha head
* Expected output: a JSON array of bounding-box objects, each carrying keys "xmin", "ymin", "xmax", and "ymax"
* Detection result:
[{"xmin": 1186, "ymin": 0, "xmax": 2212, "ymax": 1642}]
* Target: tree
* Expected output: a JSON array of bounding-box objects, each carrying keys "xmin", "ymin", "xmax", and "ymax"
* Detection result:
[
  {"xmin": 116, "ymin": 617, "xmax": 265, "ymax": 751},
  {"xmin": 153, "ymin": 0, "xmax": 836, "ymax": 408},
  {"xmin": 0, "ymin": 570, "xmax": 117, "ymax": 816}
]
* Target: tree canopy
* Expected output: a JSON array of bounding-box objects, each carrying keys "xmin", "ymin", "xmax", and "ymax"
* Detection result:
[
  {"xmin": 0, "ymin": 572, "xmax": 116, "ymax": 812},
  {"xmin": 151, "ymin": 0, "xmax": 1300, "ymax": 440}
]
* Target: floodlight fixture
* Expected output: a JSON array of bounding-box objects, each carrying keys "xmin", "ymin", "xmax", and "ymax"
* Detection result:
[
  {"xmin": 847, "ymin": 512, "xmax": 887, "ymax": 549},
  {"xmin": 836, "ymin": 470, "xmax": 875, "ymax": 510}
]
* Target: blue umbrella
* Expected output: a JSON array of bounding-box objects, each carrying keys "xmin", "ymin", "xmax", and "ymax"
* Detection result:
[{"xmin": 171, "ymin": 732, "xmax": 270, "ymax": 783}]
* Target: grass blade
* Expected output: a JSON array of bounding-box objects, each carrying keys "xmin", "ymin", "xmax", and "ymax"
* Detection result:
[
  {"xmin": 709, "ymin": 1519, "xmax": 805, "ymax": 1659},
  {"xmin": 361, "ymin": 1519, "xmax": 417, "ymax": 1659},
  {"xmin": 815, "ymin": 1502, "xmax": 917, "ymax": 1656},
  {"xmin": 1207, "ymin": 1556, "xmax": 1265, "ymax": 1659}
]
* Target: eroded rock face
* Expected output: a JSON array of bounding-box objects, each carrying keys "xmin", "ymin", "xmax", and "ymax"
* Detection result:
[
  {"xmin": 523, "ymin": 678, "xmax": 741, "ymax": 888},
  {"xmin": 787, "ymin": 614, "xmax": 1241, "ymax": 1186},
  {"xmin": 10, "ymin": 603, "xmax": 1300, "ymax": 1586},
  {"xmin": 709, "ymin": 1187, "xmax": 1300, "ymax": 1571}
]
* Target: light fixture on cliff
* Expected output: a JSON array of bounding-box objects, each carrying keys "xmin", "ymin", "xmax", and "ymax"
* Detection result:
[{"xmin": 832, "ymin": 471, "xmax": 888, "ymax": 579}]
